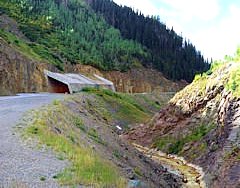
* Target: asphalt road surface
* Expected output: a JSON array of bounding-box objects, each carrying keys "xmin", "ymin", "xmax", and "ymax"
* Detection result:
[{"xmin": 0, "ymin": 93, "xmax": 67, "ymax": 188}]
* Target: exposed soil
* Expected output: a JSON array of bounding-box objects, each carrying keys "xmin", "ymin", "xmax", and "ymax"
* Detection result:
[{"xmin": 123, "ymin": 63, "xmax": 240, "ymax": 188}]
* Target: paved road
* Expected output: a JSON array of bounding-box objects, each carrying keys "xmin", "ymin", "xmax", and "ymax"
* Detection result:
[{"xmin": 0, "ymin": 93, "xmax": 67, "ymax": 188}]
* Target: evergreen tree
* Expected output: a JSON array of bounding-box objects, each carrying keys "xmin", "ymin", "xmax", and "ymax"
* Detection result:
[{"xmin": 86, "ymin": 0, "xmax": 210, "ymax": 82}]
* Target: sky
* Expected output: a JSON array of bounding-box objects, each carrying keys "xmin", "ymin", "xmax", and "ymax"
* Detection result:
[{"xmin": 113, "ymin": 0, "xmax": 240, "ymax": 60}]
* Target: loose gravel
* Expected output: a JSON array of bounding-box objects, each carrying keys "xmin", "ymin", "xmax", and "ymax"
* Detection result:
[{"xmin": 0, "ymin": 94, "xmax": 68, "ymax": 188}]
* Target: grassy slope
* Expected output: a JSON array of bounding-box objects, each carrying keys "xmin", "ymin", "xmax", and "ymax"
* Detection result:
[
  {"xmin": 0, "ymin": 29, "xmax": 62, "ymax": 66},
  {"xmin": 22, "ymin": 89, "xmax": 172, "ymax": 187},
  {"xmin": 0, "ymin": 1, "xmax": 65, "ymax": 70},
  {"xmin": 24, "ymin": 102, "xmax": 126, "ymax": 187}
]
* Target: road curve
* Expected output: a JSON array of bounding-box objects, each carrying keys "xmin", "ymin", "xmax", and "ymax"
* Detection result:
[{"xmin": 0, "ymin": 93, "xmax": 67, "ymax": 188}]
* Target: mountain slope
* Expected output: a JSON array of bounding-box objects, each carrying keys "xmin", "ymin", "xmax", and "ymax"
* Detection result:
[
  {"xmin": 0, "ymin": 12, "xmax": 186, "ymax": 95},
  {"xmin": 86, "ymin": 0, "xmax": 210, "ymax": 82},
  {"xmin": 125, "ymin": 57, "xmax": 240, "ymax": 187},
  {"xmin": 0, "ymin": 30, "xmax": 53, "ymax": 95},
  {"xmin": 0, "ymin": 0, "xmax": 150, "ymax": 71},
  {"xmin": 0, "ymin": 0, "xmax": 209, "ymax": 83}
]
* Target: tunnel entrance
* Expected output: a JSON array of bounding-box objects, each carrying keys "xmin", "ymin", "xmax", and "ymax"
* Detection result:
[
  {"xmin": 47, "ymin": 76, "xmax": 70, "ymax": 94},
  {"xmin": 44, "ymin": 70, "xmax": 115, "ymax": 94}
]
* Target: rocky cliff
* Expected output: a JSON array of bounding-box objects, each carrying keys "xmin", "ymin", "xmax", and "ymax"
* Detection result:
[
  {"xmin": 104, "ymin": 68, "xmax": 186, "ymax": 93},
  {"xmin": 125, "ymin": 62, "xmax": 240, "ymax": 187},
  {"xmin": 66, "ymin": 64, "xmax": 187, "ymax": 93},
  {"xmin": 0, "ymin": 37, "xmax": 53, "ymax": 95}
]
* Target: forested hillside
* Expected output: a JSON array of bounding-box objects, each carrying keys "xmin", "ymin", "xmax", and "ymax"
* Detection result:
[
  {"xmin": 0, "ymin": 0, "xmax": 209, "ymax": 82},
  {"xmin": 86, "ymin": 0, "xmax": 210, "ymax": 81}
]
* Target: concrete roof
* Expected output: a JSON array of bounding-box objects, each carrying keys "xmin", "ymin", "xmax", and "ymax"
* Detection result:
[{"xmin": 44, "ymin": 70, "xmax": 115, "ymax": 93}]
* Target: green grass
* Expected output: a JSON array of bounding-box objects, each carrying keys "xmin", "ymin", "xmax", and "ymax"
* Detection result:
[
  {"xmin": 0, "ymin": 29, "xmax": 64, "ymax": 70},
  {"xmin": 25, "ymin": 104, "xmax": 126, "ymax": 187},
  {"xmin": 154, "ymin": 124, "xmax": 214, "ymax": 154},
  {"xmin": 226, "ymin": 66, "xmax": 240, "ymax": 97},
  {"xmin": 82, "ymin": 87, "xmax": 145, "ymax": 112},
  {"xmin": 133, "ymin": 167, "xmax": 143, "ymax": 177},
  {"xmin": 113, "ymin": 150, "xmax": 121, "ymax": 159},
  {"xmin": 0, "ymin": 29, "xmax": 42, "ymax": 61},
  {"xmin": 87, "ymin": 128, "xmax": 106, "ymax": 145},
  {"xmin": 73, "ymin": 116, "xmax": 105, "ymax": 145},
  {"xmin": 82, "ymin": 88, "xmax": 150, "ymax": 124},
  {"xmin": 74, "ymin": 117, "xmax": 87, "ymax": 132},
  {"xmin": 141, "ymin": 95, "xmax": 162, "ymax": 109}
]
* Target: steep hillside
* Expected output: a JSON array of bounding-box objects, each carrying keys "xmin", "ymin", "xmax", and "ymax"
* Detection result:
[
  {"xmin": 125, "ymin": 58, "xmax": 240, "ymax": 187},
  {"xmin": 86, "ymin": 0, "xmax": 210, "ymax": 82},
  {"xmin": 0, "ymin": 32, "xmax": 54, "ymax": 95},
  {"xmin": 0, "ymin": 0, "xmax": 209, "ymax": 91},
  {"xmin": 20, "ymin": 89, "xmax": 182, "ymax": 187},
  {"xmin": 0, "ymin": 13, "xmax": 186, "ymax": 95}
]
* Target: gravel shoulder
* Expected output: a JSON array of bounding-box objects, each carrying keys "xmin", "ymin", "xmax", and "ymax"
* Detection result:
[{"xmin": 0, "ymin": 93, "xmax": 67, "ymax": 188}]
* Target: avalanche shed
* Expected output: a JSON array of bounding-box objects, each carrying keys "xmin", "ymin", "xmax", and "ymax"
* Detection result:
[{"xmin": 44, "ymin": 70, "xmax": 115, "ymax": 94}]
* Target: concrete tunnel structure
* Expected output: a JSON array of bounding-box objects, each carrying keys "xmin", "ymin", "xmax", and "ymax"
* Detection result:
[{"xmin": 44, "ymin": 70, "xmax": 115, "ymax": 94}]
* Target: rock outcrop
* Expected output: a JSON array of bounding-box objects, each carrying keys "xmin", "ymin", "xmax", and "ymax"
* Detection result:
[
  {"xmin": 0, "ymin": 37, "xmax": 54, "ymax": 95},
  {"xmin": 67, "ymin": 64, "xmax": 187, "ymax": 93},
  {"xmin": 104, "ymin": 68, "xmax": 187, "ymax": 93},
  {"xmin": 124, "ymin": 62, "xmax": 240, "ymax": 187},
  {"xmin": 0, "ymin": 38, "xmax": 186, "ymax": 95},
  {"xmin": 0, "ymin": 14, "xmax": 187, "ymax": 95}
]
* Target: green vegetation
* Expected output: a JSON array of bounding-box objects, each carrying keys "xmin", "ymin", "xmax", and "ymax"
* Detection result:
[
  {"xmin": 227, "ymin": 63, "xmax": 240, "ymax": 97},
  {"xmin": 154, "ymin": 124, "xmax": 214, "ymax": 154},
  {"xmin": 82, "ymin": 88, "xmax": 151, "ymax": 124},
  {"xmin": 133, "ymin": 167, "xmax": 143, "ymax": 177},
  {"xmin": 88, "ymin": 0, "xmax": 210, "ymax": 81},
  {"xmin": 40, "ymin": 176, "xmax": 46, "ymax": 181},
  {"xmin": 0, "ymin": 0, "xmax": 147, "ymax": 72},
  {"xmin": 0, "ymin": 0, "xmax": 209, "ymax": 81},
  {"xmin": 210, "ymin": 48, "xmax": 240, "ymax": 97},
  {"xmin": 140, "ymin": 95, "xmax": 162, "ymax": 110},
  {"xmin": 74, "ymin": 117, "xmax": 87, "ymax": 132},
  {"xmin": 179, "ymin": 49, "xmax": 240, "ymax": 100},
  {"xmin": 0, "ymin": 29, "xmax": 41, "ymax": 61},
  {"xmin": 25, "ymin": 103, "xmax": 126, "ymax": 187},
  {"xmin": 205, "ymin": 61, "xmax": 225, "ymax": 75},
  {"xmin": 0, "ymin": 28, "xmax": 64, "ymax": 70},
  {"xmin": 227, "ymin": 68, "xmax": 240, "ymax": 96},
  {"xmin": 113, "ymin": 150, "xmax": 121, "ymax": 159},
  {"xmin": 82, "ymin": 87, "xmax": 145, "ymax": 112},
  {"xmin": 225, "ymin": 48, "xmax": 240, "ymax": 97},
  {"xmin": 87, "ymin": 128, "xmax": 105, "ymax": 145}
]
